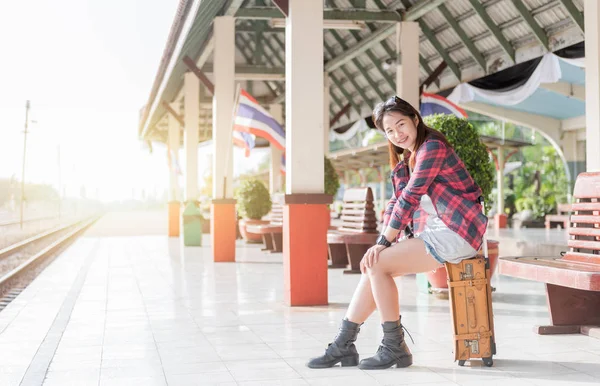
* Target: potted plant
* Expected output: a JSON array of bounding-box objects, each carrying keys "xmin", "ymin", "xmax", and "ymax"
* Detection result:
[
  {"xmin": 235, "ymin": 179, "xmax": 272, "ymax": 243},
  {"xmin": 422, "ymin": 114, "xmax": 497, "ymax": 289}
]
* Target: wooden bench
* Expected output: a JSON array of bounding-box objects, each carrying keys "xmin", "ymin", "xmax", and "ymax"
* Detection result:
[
  {"xmin": 500, "ymin": 172, "xmax": 600, "ymax": 337},
  {"xmin": 246, "ymin": 194, "xmax": 284, "ymax": 253},
  {"xmin": 545, "ymin": 203, "xmax": 572, "ymax": 229},
  {"xmin": 327, "ymin": 187, "xmax": 379, "ymax": 274}
]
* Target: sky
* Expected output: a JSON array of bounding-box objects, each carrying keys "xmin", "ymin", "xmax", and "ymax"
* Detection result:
[{"xmin": 0, "ymin": 0, "xmax": 260, "ymax": 203}]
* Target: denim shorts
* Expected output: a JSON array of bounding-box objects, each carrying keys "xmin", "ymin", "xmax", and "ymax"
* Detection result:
[{"xmin": 421, "ymin": 239, "xmax": 446, "ymax": 264}]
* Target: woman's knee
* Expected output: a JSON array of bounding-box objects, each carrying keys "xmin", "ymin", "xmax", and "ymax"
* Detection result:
[{"xmin": 366, "ymin": 263, "xmax": 393, "ymax": 277}]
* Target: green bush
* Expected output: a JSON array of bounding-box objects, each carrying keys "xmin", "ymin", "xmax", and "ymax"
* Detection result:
[
  {"xmin": 324, "ymin": 156, "xmax": 341, "ymax": 198},
  {"xmin": 424, "ymin": 114, "xmax": 495, "ymax": 213},
  {"xmin": 234, "ymin": 179, "xmax": 272, "ymax": 220}
]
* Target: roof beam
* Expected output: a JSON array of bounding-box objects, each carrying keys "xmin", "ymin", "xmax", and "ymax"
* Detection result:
[
  {"xmin": 340, "ymin": 0, "xmax": 396, "ymax": 96},
  {"xmin": 267, "ymin": 34, "xmax": 350, "ymax": 113},
  {"xmin": 467, "ymin": 0, "xmax": 515, "ymax": 63},
  {"xmin": 561, "ymin": 115, "xmax": 585, "ymax": 131},
  {"xmin": 235, "ymin": 32, "xmax": 282, "ymax": 98},
  {"xmin": 324, "ymin": 0, "xmax": 448, "ymax": 73},
  {"xmin": 460, "ymin": 101, "xmax": 561, "ymax": 144},
  {"xmin": 510, "ymin": 0, "xmax": 549, "ymax": 51},
  {"xmin": 540, "ymin": 81, "xmax": 585, "ymax": 101},
  {"xmin": 324, "ymin": 40, "xmax": 374, "ymax": 109},
  {"xmin": 183, "ymin": 56, "xmax": 215, "ymax": 95},
  {"xmin": 162, "ymin": 101, "xmax": 184, "ymax": 127},
  {"xmin": 325, "ymin": 26, "xmax": 396, "ymax": 72},
  {"xmin": 372, "ymin": 0, "xmax": 439, "ymax": 88},
  {"xmin": 235, "ymin": 8, "xmax": 402, "ymax": 22},
  {"xmin": 438, "ymin": 4, "xmax": 486, "ymax": 72},
  {"xmin": 329, "ymin": 31, "xmax": 387, "ymax": 101},
  {"xmin": 200, "ymin": 64, "xmax": 285, "ymax": 81},
  {"xmin": 558, "ymin": 0, "xmax": 584, "ymax": 33},
  {"xmin": 419, "ymin": 20, "xmax": 461, "ymax": 81},
  {"xmin": 225, "ymin": 0, "xmax": 246, "ymax": 16}
]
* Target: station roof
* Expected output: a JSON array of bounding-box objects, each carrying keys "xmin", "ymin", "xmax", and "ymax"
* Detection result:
[{"xmin": 138, "ymin": 0, "xmax": 585, "ymax": 145}]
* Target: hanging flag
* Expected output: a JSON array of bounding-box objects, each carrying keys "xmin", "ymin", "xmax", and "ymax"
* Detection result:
[
  {"xmin": 233, "ymin": 89, "xmax": 285, "ymax": 151},
  {"xmin": 280, "ymin": 153, "xmax": 286, "ymax": 175},
  {"xmin": 232, "ymin": 130, "xmax": 255, "ymax": 157},
  {"xmin": 420, "ymin": 92, "xmax": 468, "ymax": 118}
]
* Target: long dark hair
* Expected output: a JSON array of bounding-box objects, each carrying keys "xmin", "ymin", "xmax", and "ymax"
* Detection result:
[{"xmin": 372, "ymin": 96, "xmax": 450, "ymax": 169}]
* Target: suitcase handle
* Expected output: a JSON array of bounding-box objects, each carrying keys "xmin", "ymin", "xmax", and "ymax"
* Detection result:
[{"xmin": 478, "ymin": 196, "xmax": 489, "ymax": 260}]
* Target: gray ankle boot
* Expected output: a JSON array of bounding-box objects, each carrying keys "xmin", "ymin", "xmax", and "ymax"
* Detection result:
[
  {"xmin": 307, "ymin": 319, "xmax": 361, "ymax": 368},
  {"xmin": 358, "ymin": 317, "xmax": 413, "ymax": 370}
]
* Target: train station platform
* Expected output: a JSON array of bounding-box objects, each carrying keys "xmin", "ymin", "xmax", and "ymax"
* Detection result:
[{"xmin": 0, "ymin": 209, "xmax": 599, "ymax": 386}]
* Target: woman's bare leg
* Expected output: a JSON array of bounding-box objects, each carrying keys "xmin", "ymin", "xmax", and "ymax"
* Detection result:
[
  {"xmin": 344, "ymin": 275, "xmax": 377, "ymax": 324},
  {"xmin": 367, "ymin": 238, "xmax": 443, "ymax": 322}
]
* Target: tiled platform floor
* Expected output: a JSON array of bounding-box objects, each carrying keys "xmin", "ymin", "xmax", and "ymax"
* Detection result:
[{"xmin": 0, "ymin": 210, "xmax": 599, "ymax": 386}]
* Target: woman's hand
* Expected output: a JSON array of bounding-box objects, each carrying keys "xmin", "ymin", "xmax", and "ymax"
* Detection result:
[{"xmin": 360, "ymin": 244, "xmax": 388, "ymax": 274}]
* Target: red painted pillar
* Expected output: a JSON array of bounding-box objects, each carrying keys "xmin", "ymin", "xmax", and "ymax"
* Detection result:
[
  {"xmin": 283, "ymin": 194, "xmax": 332, "ymax": 306},
  {"xmin": 211, "ymin": 199, "xmax": 236, "ymax": 262}
]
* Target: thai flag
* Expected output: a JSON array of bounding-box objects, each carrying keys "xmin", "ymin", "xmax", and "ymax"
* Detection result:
[
  {"xmin": 232, "ymin": 130, "xmax": 255, "ymax": 157},
  {"xmin": 234, "ymin": 89, "xmax": 285, "ymax": 151},
  {"xmin": 420, "ymin": 92, "xmax": 468, "ymax": 118}
]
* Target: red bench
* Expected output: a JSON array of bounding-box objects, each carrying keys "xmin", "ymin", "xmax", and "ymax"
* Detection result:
[
  {"xmin": 327, "ymin": 187, "xmax": 379, "ymax": 274},
  {"xmin": 500, "ymin": 172, "xmax": 600, "ymax": 337},
  {"xmin": 545, "ymin": 203, "xmax": 572, "ymax": 229},
  {"xmin": 246, "ymin": 194, "xmax": 284, "ymax": 253}
]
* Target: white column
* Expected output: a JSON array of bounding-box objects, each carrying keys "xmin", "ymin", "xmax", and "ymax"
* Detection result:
[
  {"xmin": 285, "ymin": 0, "xmax": 324, "ymax": 193},
  {"xmin": 585, "ymin": 0, "xmax": 600, "ymax": 171},
  {"xmin": 212, "ymin": 16, "xmax": 235, "ymax": 198},
  {"xmin": 270, "ymin": 104, "xmax": 284, "ymax": 194},
  {"xmin": 184, "ymin": 72, "xmax": 199, "ymax": 202},
  {"xmin": 324, "ymin": 73, "xmax": 331, "ymax": 156},
  {"xmin": 167, "ymin": 104, "xmax": 181, "ymax": 201},
  {"xmin": 396, "ymin": 22, "xmax": 420, "ymax": 108},
  {"xmin": 497, "ymin": 147, "xmax": 505, "ymax": 215}
]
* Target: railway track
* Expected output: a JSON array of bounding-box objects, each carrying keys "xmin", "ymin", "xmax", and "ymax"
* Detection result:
[{"xmin": 0, "ymin": 215, "xmax": 101, "ymax": 311}]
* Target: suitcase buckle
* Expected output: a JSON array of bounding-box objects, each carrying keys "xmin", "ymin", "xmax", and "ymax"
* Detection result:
[
  {"xmin": 460, "ymin": 264, "xmax": 474, "ymax": 280},
  {"xmin": 464, "ymin": 339, "xmax": 480, "ymax": 354}
]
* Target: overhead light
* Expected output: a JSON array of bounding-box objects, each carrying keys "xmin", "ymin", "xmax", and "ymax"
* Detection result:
[
  {"xmin": 269, "ymin": 18, "xmax": 366, "ymax": 30},
  {"xmin": 381, "ymin": 57, "xmax": 397, "ymax": 70}
]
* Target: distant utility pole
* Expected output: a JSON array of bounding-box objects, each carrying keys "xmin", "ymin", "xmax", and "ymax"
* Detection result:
[{"xmin": 20, "ymin": 100, "xmax": 30, "ymax": 229}]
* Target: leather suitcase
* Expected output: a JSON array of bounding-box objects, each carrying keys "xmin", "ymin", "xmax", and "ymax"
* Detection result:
[
  {"xmin": 445, "ymin": 198, "xmax": 496, "ymax": 367},
  {"xmin": 445, "ymin": 253, "xmax": 496, "ymax": 367}
]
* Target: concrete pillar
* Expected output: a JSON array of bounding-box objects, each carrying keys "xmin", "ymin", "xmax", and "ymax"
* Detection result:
[
  {"xmin": 496, "ymin": 147, "xmax": 505, "ymax": 214},
  {"xmin": 269, "ymin": 104, "xmax": 284, "ymax": 194},
  {"xmin": 183, "ymin": 72, "xmax": 199, "ymax": 203},
  {"xmin": 562, "ymin": 131, "xmax": 584, "ymax": 196},
  {"xmin": 396, "ymin": 21, "xmax": 420, "ymax": 108},
  {"xmin": 211, "ymin": 15, "xmax": 236, "ymax": 262},
  {"xmin": 283, "ymin": 0, "xmax": 330, "ymax": 306},
  {"xmin": 495, "ymin": 147, "xmax": 507, "ymax": 228},
  {"xmin": 324, "ymin": 73, "xmax": 331, "ymax": 156},
  {"xmin": 585, "ymin": 0, "xmax": 600, "ymax": 171},
  {"xmin": 167, "ymin": 105, "xmax": 181, "ymax": 237}
]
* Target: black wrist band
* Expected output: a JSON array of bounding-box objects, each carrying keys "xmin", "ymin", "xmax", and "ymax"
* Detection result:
[{"xmin": 376, "ymin": 234, "xmax": 392, "ymax": 247}]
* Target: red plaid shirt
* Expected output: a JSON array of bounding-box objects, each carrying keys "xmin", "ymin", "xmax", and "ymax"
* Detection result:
[{"xmin": 383, "ymin": 138, "xmax": 488, "ymax": 251}]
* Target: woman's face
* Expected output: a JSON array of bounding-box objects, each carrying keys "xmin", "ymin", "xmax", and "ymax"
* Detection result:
[{"xmin": 381, "ymin": 111, "xmax": 419, "ymax": 151}]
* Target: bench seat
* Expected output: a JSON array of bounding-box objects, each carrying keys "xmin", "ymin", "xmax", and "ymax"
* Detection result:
[
  {"xmin": 500, "ymin": 256, "xmax": 600, "ymax": 291},
  {"xmin": 499, "ymin": 172, "xmax": 600, "ymax": 337},
  {"xmin": 246, "ymin": 194, "xmax": 284, "ymax": 253},
  {"xmin": 327, "ymin": 187, "xmax": 379, "ymax": 274}
]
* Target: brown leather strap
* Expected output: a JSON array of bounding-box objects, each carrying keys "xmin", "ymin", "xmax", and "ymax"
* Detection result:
[
  {"xmin": 448, "ymin": 279, "xmax": 488, "ymax": 288},
  {"xmin": 454, "ymin": 331, "xmax": 492, "ymax": 341}
]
